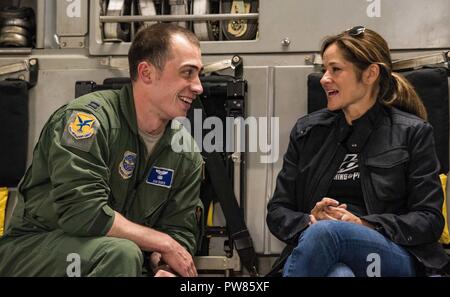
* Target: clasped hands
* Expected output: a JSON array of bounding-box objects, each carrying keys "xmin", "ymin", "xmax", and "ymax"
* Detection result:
[{"xmin": 310, "ymin": 197, "xmax": 363, "ymax": 225}]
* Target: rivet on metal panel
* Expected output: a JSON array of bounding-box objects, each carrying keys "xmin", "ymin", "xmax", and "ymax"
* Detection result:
[
  {"xmin": 61, "ymin": 42, "xmax": 67, "ymax": 48},
  {"xmin": 100, "ymin": 57, "xmax": 109, "ymax": 66},
  {"xmin": 281, "ymin": 38, "xmax": 291, "ymax": 47},
  {"xmin": 79, "ymin": 42, "xmax": 84, "ymax": 47}
]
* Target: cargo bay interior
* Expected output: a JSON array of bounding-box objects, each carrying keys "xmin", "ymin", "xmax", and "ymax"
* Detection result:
[{"xmin": 0, "ymin": 0, "xmax": 449, "ymax": 276}]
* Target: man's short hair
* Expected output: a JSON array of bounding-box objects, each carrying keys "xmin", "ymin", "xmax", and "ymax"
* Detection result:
[{"xmin": 128, "ymin": 23, "xmax": 200, "ymax": 81}]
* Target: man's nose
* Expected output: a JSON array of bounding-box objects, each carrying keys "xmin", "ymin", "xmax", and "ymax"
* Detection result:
[{"xmin": 191, "ymin": 76, "xmax": 203, "ymax": 95}]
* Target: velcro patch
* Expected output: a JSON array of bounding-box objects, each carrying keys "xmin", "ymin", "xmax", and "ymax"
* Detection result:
[
  {"xmin": 86, "ymin": 101, "xmax": 100, "ymax": 110},
  {"xmin": 68, "ymin": 112, "xmax": 97, "ymax": 140},
  {"xmin": 118, "ymin": 151, "xmax": 137, "ymax": 180},
  {"xmin": 146, "ymin": 167, "xmax": 174, "ymax": 188},
  {"xmin": 61, "ymin": 111, "xmax": 100, "ymax": 152}
]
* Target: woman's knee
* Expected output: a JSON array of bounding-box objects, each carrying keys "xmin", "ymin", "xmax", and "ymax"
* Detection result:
[
  {"xmin": 326, "ymin": 263, "xmax": 355, "ymax": 277},
  {"xmin": 301, "ymin": 220, "xmax": 339, "ymax": 241}
]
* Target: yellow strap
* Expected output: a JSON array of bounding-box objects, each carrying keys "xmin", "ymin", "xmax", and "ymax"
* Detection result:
[
  {"xmin": 207, "ymin": 201, "xmax": 214, "ymax": 227},
  {"xmin": 0, "ymin": 187, "xmax": 8, "ymax": 236},
  {"xmin": 439, "ymin": 175, "xmax": 449, "ymax": 244}
]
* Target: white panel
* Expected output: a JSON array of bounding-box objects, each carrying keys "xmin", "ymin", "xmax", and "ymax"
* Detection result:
[
  {"xmin": 28, "ymin": 68, "xmax": 128, "ymax": 162},
  {"xmin": 262, "ymin": 66, "xmax": 313, "ymax": 254},
  {"xmin": 244, "ymin": 65, "xmax": 314, "ymax": 254},
  {"xmin": 243, "ymin": 66, "xmax": 270, "ymax": 254}
]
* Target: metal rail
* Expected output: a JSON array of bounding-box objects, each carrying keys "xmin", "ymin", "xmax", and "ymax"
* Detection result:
[{"xmin": 100, "ymin": 13, "xmax": 259, "ymax": 23}]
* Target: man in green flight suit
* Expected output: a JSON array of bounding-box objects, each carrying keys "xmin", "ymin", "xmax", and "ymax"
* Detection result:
[{"xmin": 0, "ymin": 23, "xmax": 204, "ymax": 277}]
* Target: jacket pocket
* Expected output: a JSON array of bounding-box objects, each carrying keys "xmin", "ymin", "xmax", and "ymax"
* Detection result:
[{"xmin": 365, "ymin": 148, "xmax": 409, "ymax": 201}]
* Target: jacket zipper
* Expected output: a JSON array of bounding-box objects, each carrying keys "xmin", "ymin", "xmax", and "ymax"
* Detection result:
[{"xmin": 358, "ymin": 154, "xmax": 373, "ymax": 214}]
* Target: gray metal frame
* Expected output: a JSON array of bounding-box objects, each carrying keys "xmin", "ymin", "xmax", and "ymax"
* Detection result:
[{"xmin": 88, "ymin": 0, "xmax": 450, "ymax": 56}]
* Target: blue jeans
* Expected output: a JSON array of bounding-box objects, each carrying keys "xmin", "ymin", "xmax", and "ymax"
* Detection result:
[{"xmin": 283, "ymin": 220, "xmax": 416, "ymax": 277}]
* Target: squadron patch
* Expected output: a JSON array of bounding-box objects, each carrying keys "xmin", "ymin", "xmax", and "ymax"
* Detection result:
[
  {"xmin": 61, "ymin": 111, "xmax": 100, "ymax": 152},
  {"xmin": 119, "ymin": 151, "xmax": 137, "ymax": 180},
  {"xmin": 68, "ymin": 112, "xmax": 98, "ymax": 140},
  {"xmin": 147, "ymin": 166, "xmax": 174, "ymax": 188}
]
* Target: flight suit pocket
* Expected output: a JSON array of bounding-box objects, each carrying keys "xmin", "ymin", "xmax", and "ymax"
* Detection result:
[
  {"xmin": 125, "ymin": 174, "xmax": 171, "ymax": 228},
  {"xmin": 365, "ymin": 148, "xmax": 409, "ymax": 201}
]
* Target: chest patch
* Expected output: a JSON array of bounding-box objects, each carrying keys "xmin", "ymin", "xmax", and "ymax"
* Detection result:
[
  {"xmin": 146, "ymin": 166, "xmax": 174, "ymax": 188},
  {"xmin": 119, "ymin": 151, "xmax": 137, "ymax": 180}
]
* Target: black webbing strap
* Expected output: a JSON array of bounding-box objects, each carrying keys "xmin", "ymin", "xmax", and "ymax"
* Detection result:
[
  {"xmin": 203, "ymin": 151, "xmax": 259, "ymax": 276},
  {"xmin": 192, "ymin": 98, "xmax": 259, "ymax": 276}
]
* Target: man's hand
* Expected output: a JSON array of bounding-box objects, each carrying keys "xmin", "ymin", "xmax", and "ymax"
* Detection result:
[
  {"xmin": 160, "ymin": 236, "xmax": 198, "ymax": 277},
  {"xmin": 107, "ymin": 211, "xmax": 198, "ymax": 277},
  {"xmin": 150, "ymin": 252, "xmax": 178, "ymax": 277},
  {"xmin": 154, "ymin": 270, "xmax": 177, "ymax": 277}
]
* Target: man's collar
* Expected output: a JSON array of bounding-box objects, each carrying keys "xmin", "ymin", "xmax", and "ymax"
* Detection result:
[
  {"xmin": 119, "ymin": 84, "xmax": 179, "ymax": 146},
  {"xmin": 119, "ymin": 84, "xmax": 139, "ymax": 135}
]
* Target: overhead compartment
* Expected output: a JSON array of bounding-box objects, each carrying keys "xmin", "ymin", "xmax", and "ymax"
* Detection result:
[{"xmin": 88, "ymin": 0, "xmax": 450, "ymax": 56}]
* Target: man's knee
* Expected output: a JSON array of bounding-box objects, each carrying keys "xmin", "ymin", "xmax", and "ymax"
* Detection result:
[
  {"xmin": 90, "ymin": 238, "xmax": 144, "ymax": 276},
  {"xmin": 107, "ymin": 239, "xmax": 143, "ymax": 262}
]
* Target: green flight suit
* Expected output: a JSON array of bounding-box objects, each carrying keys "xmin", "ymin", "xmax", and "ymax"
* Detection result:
[{"xmin": 0, "ymin": 85, "xmax": 204, "ymax": 276}]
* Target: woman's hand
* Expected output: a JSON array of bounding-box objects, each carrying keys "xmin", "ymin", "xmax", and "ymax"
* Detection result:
[
  {"xmin": 325, "ymin": 206, "xmax": 375, "ymax": 229},
  {"xmin": 325, "ymin": 206, "xmax": 361, "ymax": 224},
  {"xmin": 310, "ymin": 197, "xmax": 347, "ymax": 222}
]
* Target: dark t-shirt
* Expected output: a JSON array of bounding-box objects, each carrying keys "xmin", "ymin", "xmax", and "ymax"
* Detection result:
[
  {"xmin": 327, "ymin": 151, "xmax": 367, "ymax": 217},
  {"xmin": 327, "ymin": 122, "xmax": 368, "ymax": 217}
]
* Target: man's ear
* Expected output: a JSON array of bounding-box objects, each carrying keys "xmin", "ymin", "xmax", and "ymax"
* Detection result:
[
  {"xmin": 363, "ymin": 63, "xmax": 380, "ymax": 85},
  {"xmin": 137, "ymin": 61, "xmax": 154, "ymax": 84}
]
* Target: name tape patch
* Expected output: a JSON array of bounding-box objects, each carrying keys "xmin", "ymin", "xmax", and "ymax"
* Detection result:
[{"xmin": 146, "ymin": 166, "xmax": 174, "ymax": 188}]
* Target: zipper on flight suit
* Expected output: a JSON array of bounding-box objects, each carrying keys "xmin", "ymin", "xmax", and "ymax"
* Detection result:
[{"xmin": 122, "ymin": 130, "xmax": 171, "ymax": 217}]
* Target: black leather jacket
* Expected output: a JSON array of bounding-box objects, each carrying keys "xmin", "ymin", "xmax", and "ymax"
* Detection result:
[{"xmin": 267, "ymin": 103, "xmax": 449, "ymax": 273}]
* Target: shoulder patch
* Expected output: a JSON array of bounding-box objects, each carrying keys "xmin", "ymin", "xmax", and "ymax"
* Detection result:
[
  {"xmin": 68, "ymin": 112, "xmax": 98, "ymax": 140},
  {"xmin": 61, "ymin": 111, "xmax": 100, "ymax": 152}
]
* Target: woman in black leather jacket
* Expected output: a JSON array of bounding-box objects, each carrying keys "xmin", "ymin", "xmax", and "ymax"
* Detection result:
[{"xmin": 267, "ymin": 26, "xmax": 449, "ymax": 277}]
